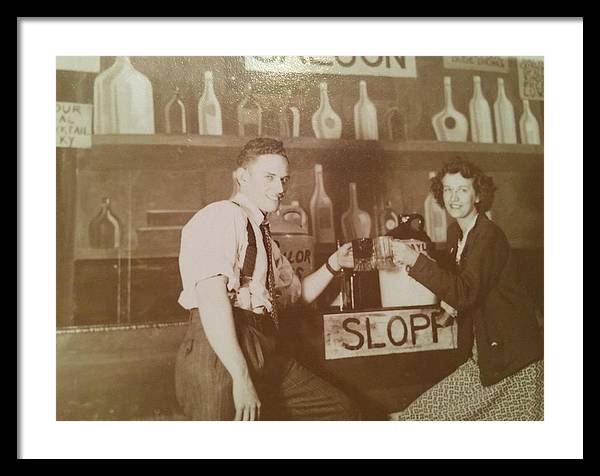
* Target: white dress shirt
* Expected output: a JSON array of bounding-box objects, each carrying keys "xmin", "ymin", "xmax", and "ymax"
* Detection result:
[{"xmin": 178, "ymin": 192, "xmax": 301, "ymax": 314}]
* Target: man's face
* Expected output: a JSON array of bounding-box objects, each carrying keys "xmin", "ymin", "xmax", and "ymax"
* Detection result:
[{"xmin": 238, "ymin": 153, "xmax": 290, "ymax": 213}]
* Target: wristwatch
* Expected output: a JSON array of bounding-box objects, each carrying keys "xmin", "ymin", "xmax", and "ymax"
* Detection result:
[{"xmin": 325, "ymin": 259, "xmax": 342, "ymax": 276}]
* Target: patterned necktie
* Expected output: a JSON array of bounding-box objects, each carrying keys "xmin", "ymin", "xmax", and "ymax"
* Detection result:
[{"xmin": 260, "ymin": 219, "xmax": 279, "ymax": 329}]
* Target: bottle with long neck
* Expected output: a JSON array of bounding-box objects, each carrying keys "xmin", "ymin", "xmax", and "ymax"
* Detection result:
[
  {"xmin": 237, "ymin": 84, "xmax": 262, "ymax": 137},
  {"xmin": 424, "ymin": 171, "xmax": 447, "ymax": 243},
  {"xmin": 519, "ymin": 99, "xmax": 541, "ymax": 145},
  {"xmin": 89, "ymin": 197, "xmax": 121, "ymax": 249},
  {"xmin": 309, "ymin": 164, "xmax": 335, "ymax": 243},
  {"xmin": 164, "ymin": 87, "xmax": 187, "ymax": 134},
  {"xmin": 353, "ymin": 80, "xmax": 378, "ymax": 140},
  {"xmin": 290, "ymin": 106, "xmax": 300, "ymax": 137},
  {"xmin": 469, "ymin": 76, "xmax": 494, "ymax": 143},
  {"xmin": 341, "ymin": 182, "xmax": 372, "ymax": 241},
  {"xmin": 198, "ymin": 70, "xmax": 223, "ymax": 135},
  {"xmin": 311, "ymin": 82, "xmax": 342, "ymax": 139},
  {"xmin": 493, "ymin": 78, "xmax": 517, "ymax": 144}
]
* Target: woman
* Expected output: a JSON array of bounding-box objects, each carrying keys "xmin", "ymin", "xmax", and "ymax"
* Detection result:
[{"xmin": 389, "ymin": 159, "xmax": 543, "ymax": 421}]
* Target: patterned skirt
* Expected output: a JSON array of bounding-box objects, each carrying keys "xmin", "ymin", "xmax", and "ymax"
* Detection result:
[{"xmin": 388, "ymin": 349, "xmax": 544, "ymax": 421}]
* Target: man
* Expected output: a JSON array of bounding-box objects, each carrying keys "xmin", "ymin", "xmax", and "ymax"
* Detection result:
[{"xmin": 175, "ymin": 137, "xmax": 359, "ymax": 421}]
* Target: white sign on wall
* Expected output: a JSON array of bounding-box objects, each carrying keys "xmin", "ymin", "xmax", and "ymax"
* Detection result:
[
  {"xmin": 323, "ymin": 306, "xmax": 457, "ymax": 360},
  {"xmin": 56, "ymin": 102, "xmax": 93, "ymax": 149},
  {"xmin": 245, "ymin": 56, "xmax": 417, "ymax": 78},
  {"xmin": 517, "ymin": 57, "xmax": 544, "ymax": 101},
  {"xmin": 443, "ymin": 56, "xmax": 510, "ymax": 73}
]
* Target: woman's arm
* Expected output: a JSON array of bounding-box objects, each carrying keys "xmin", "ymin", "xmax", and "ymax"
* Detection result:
[{"xmin": 393, "ymin": 228, "xmax": 508, "ymax": 311}]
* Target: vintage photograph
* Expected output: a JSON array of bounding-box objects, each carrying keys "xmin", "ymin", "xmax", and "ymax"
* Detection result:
[{"xmin": 56, "ymin": 55, "xmax": 545, "ymax": 422}]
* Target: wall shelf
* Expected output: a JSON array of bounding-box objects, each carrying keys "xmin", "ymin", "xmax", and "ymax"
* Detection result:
[
  {"xmin": 92, "ymin": 135, "xmax": 543, "ymax": 155},
  {"xmin": 75, "ymin": 247, "xmax": 180, "ymax": 261},
  {"xmin": 84, "ymin": 135, "xmax": 543, "ymax": 173},
  {"xmin": 92, "ymin": 134, "xmax": 381, "ymax": 152}
]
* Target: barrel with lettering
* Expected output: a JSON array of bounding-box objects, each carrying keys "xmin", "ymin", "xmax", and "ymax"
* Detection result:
[{"xmin": 270, "ymin": 207, "xmax": 315, "ymax": 280}]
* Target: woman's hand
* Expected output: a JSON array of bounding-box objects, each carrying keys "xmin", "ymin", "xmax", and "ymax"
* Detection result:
[
  {"xmin": 329, "ymin": 242, "xmax": 354, "ymax": 270},
  {"xmin": 391, "ymin": 240, "xmax": 419, "ymax": 267}
]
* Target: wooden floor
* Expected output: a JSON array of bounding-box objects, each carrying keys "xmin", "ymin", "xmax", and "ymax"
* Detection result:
[{"xmin": 57, "ymin": 311, "xmax": 464, "ymax": 421}]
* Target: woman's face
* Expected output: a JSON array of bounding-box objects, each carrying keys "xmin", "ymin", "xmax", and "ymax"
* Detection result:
[{"xmin": 442, "ymin": 173, "xmax": 480, "ymax": 221}]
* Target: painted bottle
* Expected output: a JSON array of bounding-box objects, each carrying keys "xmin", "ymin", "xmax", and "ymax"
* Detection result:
[
  {"xmin": 311, "ymin": 82, "xmax": 342, "ymax": 139},
  {"xmin": 341, "ymin": 182, "xmax": 372, "ymax": 241},
  {"xmin": 424, "ymin": 171, "xmax": 447, "ymax": 243},
  {"xmin": 519, "ymin": 99, "xmax": 541, "ymax": 145},
  {"xmin": 493, "ymin": 78, "xmax": 517, "ymax": 144},
  {"xmin": 431, "ymin": 76, "xmax": 469, "ymax": 142},
  {"xmin": 89, "ymin": 197, "xmax": 121, "ymax": 249},
  {"xmin": 198, "ymin": 71, "xmax": 223, "ymax": 135},
  {"xmin": 309, "ymin": 164, "xmax": 335, "ymax": 243},
  {"xmin": 353, "ymin": 80, "xmax": 379, "ymax": 140},
  {"xmin": 237, "ymin": 84, "xmax": 262, "ymax": 137},
  {"xmin": 164, "ymin": 87, "xmax": 187, "ymax": 134},
  {"xmin": 469, "ymin": 76, "xmax": 494, "ymax": 143},
  {"xmin": 281, "ymin": 200, "xmax": 309, "ymax": 233},
  {"xmin": 94, "ymin": 56, "xmax": 155, "ymax": 134},
  {"xmin": 381, "ymin": 200, "xmax": 399, "ymax": 234}
]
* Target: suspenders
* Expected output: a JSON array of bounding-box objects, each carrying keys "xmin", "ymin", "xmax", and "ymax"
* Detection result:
[{"xmin": 231, "ymin": 201, "xmax": 257, "ymax": 279}]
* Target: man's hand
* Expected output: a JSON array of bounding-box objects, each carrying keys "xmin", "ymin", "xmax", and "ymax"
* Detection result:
[
  {"xmin": 232, "ymin": 375, "xmax": 261, "ymax": 421},
  {"xmin": 330, "ymin": 242, "xmax": 354, "ymax": 270}
]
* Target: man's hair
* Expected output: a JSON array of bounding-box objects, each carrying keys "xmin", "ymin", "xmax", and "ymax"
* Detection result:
[
  {"xmin": 430, "ymin": 158, "xmax": 497, "ymax": 213},
  {"xmin": 237, "ymin": 137, "xmax": 289, "ymax": 168}
]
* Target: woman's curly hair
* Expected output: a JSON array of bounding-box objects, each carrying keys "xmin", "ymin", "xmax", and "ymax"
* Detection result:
[{"xmin": 430, "ymin": 158, "xmax": 497, "ymax": 213}]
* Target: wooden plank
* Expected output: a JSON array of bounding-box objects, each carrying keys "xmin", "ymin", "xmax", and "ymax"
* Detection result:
[
  {"xmin": 92, "ymin": 135, "xmax": 543, "ymax": 156},
  {"xmin": 382, "ymin": 140, "xmax": 543, "ymax": 155},
  {"xmin": 323, "ymin": 306, "xmax": 457, "ymax": 360}
]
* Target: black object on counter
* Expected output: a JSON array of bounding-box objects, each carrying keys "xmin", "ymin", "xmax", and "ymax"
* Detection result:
[{"xmin": 386, "ymin": 213, "xmax": 431, "ymax": 243}]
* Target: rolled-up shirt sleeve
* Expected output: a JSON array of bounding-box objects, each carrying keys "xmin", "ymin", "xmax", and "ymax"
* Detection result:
[{"xmin": 178, "ymin": 202, "xmax": 244, "ymax": 309}]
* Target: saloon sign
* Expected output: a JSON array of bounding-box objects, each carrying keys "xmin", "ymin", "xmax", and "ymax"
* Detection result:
[
  {"xmin": 323, "ymin": 306, "xmax": 457, "ymax": 360},
  {"xmin": 244, "ymin": 56, "xmax": 417, "ymax": 78}
]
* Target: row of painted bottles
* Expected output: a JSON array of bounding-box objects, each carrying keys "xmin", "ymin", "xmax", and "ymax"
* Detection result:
[
  {"xmin": 312, "ymin": 80, "xmax": 378, "ymax": 140},
  {"xmin": 309, "ymin": 166, "xmax": 493, "ymax": 246},
  {"xmin": 309, "ymin": 164, "xmax": 372, "ymax": 244},
  {"xmin": 93, "ymin": 57, "xmax": 379, "ymax": 139},
  {"xmin": 93, "ymin": 57, "xmax": 222, "ymax": 135},
  {"xmin": 432, "ymin": 75, "xmax": 541, "ymax": 144},
  {"xmin": 94, "ymin": 57, "xmax": 540, "ymax": 145}
]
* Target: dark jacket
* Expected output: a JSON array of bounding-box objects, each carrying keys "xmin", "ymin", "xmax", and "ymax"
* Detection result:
[{"xmin": 409, "ymin": 214, "xmax": 543, "ymax": 386}]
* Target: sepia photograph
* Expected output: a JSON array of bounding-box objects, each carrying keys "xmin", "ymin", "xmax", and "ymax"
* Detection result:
[{"xmin": 20, "ymin": 19, "xmax": 583, "ymax": 459}]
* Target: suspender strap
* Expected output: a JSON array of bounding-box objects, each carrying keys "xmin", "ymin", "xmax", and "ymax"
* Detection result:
[{"xmin": 231, "ymin": 201, "xmax": 257, "ymax": 278}]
